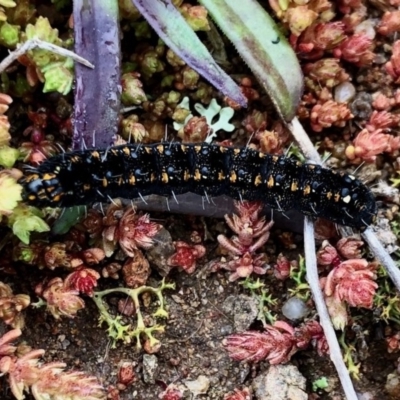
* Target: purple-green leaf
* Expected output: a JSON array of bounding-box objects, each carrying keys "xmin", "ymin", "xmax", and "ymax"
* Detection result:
[
  {"xmin": 131, "ymin": 0, "xmax": 247, "ymax": 107},
  {"xmin": 198, "ymin": 0, "xmax": 303, "ymax": 121},
  {"xmin": 73, "ymin": 0, "xmax": 121, "ymax": 150}
]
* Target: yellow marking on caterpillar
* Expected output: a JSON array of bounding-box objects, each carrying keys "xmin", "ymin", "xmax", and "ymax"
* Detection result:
[
  {"xmin": 254, "ymin": 174, "xmax": 262, "ymax": 186},
  {"xmin": 42, "ymin": 173, "xmax": 56, "ymax": 181},
  {"xmin": 194, "ymin": 169, "xmax": 201, "ymax": 181}
]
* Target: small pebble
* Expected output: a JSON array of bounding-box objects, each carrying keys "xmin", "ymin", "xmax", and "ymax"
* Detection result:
[
  {"xmin": 282, "ymin": 297, "xmax": 309, "ymax": 321},
  {"xmin": 334, "ymin": 82, "xmax": 356, "ymax": 103}
]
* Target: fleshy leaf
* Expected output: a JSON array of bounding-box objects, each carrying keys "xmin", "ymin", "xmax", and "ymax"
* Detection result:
[
  {"xmin": 8, "ymin": 205, "xmax": 50, "ymax": 244},
  {"xmin": 51, "ymin": 206, "xmax": 87, "ymax": 236},
  {"xmin": 131, "ymin": 0, "xmax": 247, "ymax": 107},
  {"xmin": 198, "ymin": 0, "xmax": 303, "ymax": 121}
]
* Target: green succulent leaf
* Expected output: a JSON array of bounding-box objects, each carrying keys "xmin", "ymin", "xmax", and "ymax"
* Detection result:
[
  {"xmin": 51, "ymin": 206, "xmax": 87, "ymax": 236},
  {"xmin": 8, "ymin": 205, "xmax": 50, "ymax": 244},
  {"xmin": 198, "ymin": 0, "xmax": 303, "ymax": 121}
]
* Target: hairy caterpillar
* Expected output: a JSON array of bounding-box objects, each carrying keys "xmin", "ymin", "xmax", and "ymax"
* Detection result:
[{"xmin": 20, "ymin": 142, "xmax": 377, "ymax": 230}]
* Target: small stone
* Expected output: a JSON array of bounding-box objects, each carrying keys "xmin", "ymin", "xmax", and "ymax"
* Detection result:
[
  {"xmin": 252, "ymin": 364, "xmax": 307, "ymax": 400},
  {"xmin": 146, "ymin": 227, "xmax": 175, "ymax": 276},
  {"xmin": 222, "ymin": 294, "xmax": 258, "ymax": 332},
  {"xmin": 385, "ymin": 372, "xmax": 400, "ymax": 399},
  {"xmin": 184, "ymin": 375, "xmax": 210, "ymax": 397},
  {"xmin": 282, "ymin": 297, "xmax": 310, "ymax": 321},
  {"xmin": 334, "ymin": 82, "xmax": 356, "ymax": 103},
  {"xmin": 142, "ymin": 354, "xmax": 158, "ymax": 384}
]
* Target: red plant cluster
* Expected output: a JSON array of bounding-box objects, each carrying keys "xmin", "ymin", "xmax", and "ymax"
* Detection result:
[
  {"xmin": 117, "ymin": 361, "xmax": 136, "ymax": 388},
  {"xmin": 180, "ymin": 116, "xmax": 210, "ymax": 143},
  {"xmin": 386, "ymin": 332, "xmax": 400, "ymax": 354},
  {"xmin": 121, "ymin": 249, "xmax": 151, "ymax": 287},
  {"xmin": 102, "ymin": 201, "xmax": 162, "ymax": 257},
  {"xmin": 268, "ymin": 0, "xmax": 400, "ymax": 147},
  {"xmin": 35, "ymin": 277, "xmax": 85, "ymax": 319},
  {"xmin": 65, "ymin": 267, "xmax": 101, "ymax": 296},
  {"xmin": 273, "ymin": 253, "xmax": 298, "ymax": 281},
  {"xmin": 210, "ymin": 201, "xmax": 273, "ymax": 281},
  {"xmin": 0, "ymin": 329, "xmax": 105, "ymax": 400},
  {"xmin": 333, "ymin": 34, "xmax": 374, "ymax": 66},
  {"xmin": 386, "ymin": 40, "xmax": 400, "ymax": 83},
  {"xmin": 346, "ymin": 110, "xmax": 400, "ymax": 163},
  {"xmin": 159, "ymin": 383, "xmax": 184, "ymax": 400},
  {"xmin": 324, "ymin": 259, "xmax": 378, "ymax": 309},
  {"xmin": 310, "ymin": 99, "xmax": 353, "ymax": 132},
  {"xmin": 19, "ymin": 109, "xmax": 60, "ymax": 164},
  {"xmin": 255, "ymin": 121, "xmax": 290, "ymax": 155},
  {"xmin": 0, "ymin": 282, "xmax": 30, "ymax": 329},
  {"xmin": 223, "ymin": 320, "xmax": 327, "ymax": 364},
  {"xmin": 167, "ymin": 240, "xmax": 206, "ymax": 274},
  {"xmin": 317, "ymin": 239, "xmax": 378, "ymax": 329}
]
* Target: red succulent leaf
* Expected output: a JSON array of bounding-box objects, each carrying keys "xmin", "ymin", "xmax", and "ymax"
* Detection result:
[
  {"xmin": 324, "ymin": 259, "xmax": 378, "ymax": 308},
  {"xmin": 167, "ymin": 241, "xmax": 206, "ymax": 274},
  {"xmin": 64, "ymin": 267, "xmax": 100, "ymax": 296},
  {"xmin": 223, "ymin": 321, "xmax": 297, "ymax": 364}
]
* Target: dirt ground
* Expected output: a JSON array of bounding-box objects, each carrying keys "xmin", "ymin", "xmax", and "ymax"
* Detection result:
[{"xmin": 1, "ymin": 211, "xmax": 399, "ymax": 400}]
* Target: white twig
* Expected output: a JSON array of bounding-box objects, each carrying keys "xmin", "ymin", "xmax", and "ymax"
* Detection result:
[
  {"xmin": 0, "ymin": 38, "xmax": 94, "ymax": 74},
  {"xmin": 362, "ymin": 227, "xmax": 400, "ymax": 292},
  {"xmin": 289, "ymin": 117, "xmax": 359, "ymax": 399},
  {"xmin": 304, "ymin": 218, "xmax": 358, "ymax": 400},
  {"xmin": 287, "ymin": 117, "xmax": 322, "ymax": 164}
]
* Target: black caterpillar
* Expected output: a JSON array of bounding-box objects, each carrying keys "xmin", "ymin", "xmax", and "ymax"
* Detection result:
[{"xmin": 20, "ymin": 142, "xmax": 377, "ymax": 230}]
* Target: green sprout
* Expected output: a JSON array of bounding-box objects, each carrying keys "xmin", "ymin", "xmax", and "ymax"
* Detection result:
[
  {"xmin": 374, "ymin": 266, "xmax": 400, "ymax": 324},
  {"xmin": 312, "ymin": 377, "xmax": 329, "ymax": 392},
  {"xmin": 339, "ymin": 332, "xmax": 360, "ymax": 380},
  {"xmin": 240, "ymin": 277, "xmax": 277, "ymax": 326},
  {"xmin": 288, "ymin": 256, "xmax": 310, "ymax": 300},
  {"xmin": 92, "ymin": 279, "xmax": 175, "ymax": 348},
  {"xmin": 390, "ymin": 171, "xmax": 400, "ymax": 188}
]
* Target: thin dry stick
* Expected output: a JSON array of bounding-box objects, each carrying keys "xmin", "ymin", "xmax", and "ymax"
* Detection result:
[
  {"xmin": 0, "ymin": 38, "xmax": 94, "ymax": 74},
  {"xmin": 362, "ymin": 227, "xmax": 400, "ymax": 288},
  {"xmin": 288, "ymin": 117, "xmax": 322, "ymax": 165},
  {"xmin": 304, "ymin": 218, "xmax": 358, "ymax": 400},
  {"xmin": 288, "ymin": 116, "xmax": 358, "ymax": 398}
]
